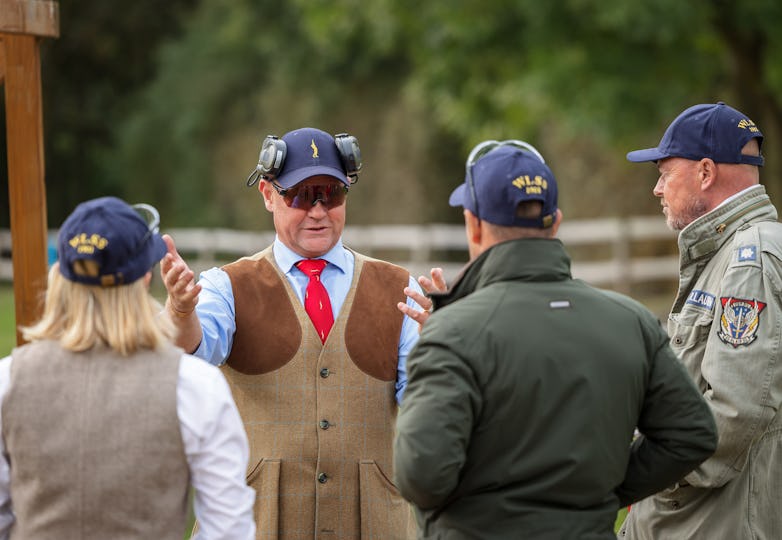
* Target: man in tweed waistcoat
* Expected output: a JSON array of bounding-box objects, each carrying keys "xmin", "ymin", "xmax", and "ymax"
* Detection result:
[{"xmin": 162, "ymin": 127, "xmax": 422, "ymax": 539}]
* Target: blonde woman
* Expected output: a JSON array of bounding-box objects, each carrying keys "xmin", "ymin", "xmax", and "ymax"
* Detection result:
[{"xmin": 0, "ymin": 197, "xmax": 255, "ymax": 539}]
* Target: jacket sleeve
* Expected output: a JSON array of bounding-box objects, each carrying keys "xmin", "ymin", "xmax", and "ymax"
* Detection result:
[
  {"xmin": 179, "ymin": 355, "xmax": 256, "ymax": 540},
  {"xmin": 615, "ymin": 323, "xmax": 718, "ymax": 506},
  {"xmin": 393, "ymin": 319, "xmax": 481, "ymax": 510},
  {"xmin": 686, "ymin": 234, "xmax": 782, "ymax": 488}
]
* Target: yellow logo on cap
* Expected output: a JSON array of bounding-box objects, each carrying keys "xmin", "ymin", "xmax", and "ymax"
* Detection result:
[
  {"xmin": 68, "ymin": 233, "xmax": 108, "ymax": 254},
  {"xmin": 512, "ymin": 175, "xmax": 548, "ymax": 195},
  {"xmin": 737, "ymin": 119, "xmax": 760, "ymax": 133},
  {"xmin": 311, "ymin": 139, "xmax": 319, "ymax": 158}
]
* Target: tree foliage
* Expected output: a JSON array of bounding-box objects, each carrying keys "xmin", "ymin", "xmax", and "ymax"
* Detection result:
[
  {"xmin": 3, "ymin": 0, "xmax": 781, "ymax": 228},
  {"xmin": 0, "ymin": 0, "xmax": 199, "ymax": 227}
]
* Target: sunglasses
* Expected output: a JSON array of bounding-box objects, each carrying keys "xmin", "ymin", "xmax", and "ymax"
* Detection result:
[
  {"xmin": 131, "ymin": 203, "xmax": 160, "ymax": 256},
  {"xmin": 465, "ymin": 139, "xmax": 546, "ymax": 217},
  {"xmin": 271, "ymin": 181, "xmax": 349, "ymax": 210}
]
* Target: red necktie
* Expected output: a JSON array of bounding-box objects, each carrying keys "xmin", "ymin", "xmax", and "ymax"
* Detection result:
[{"xmin": 296, "ymin": 259, "xmax": 334, "ymax": 343}]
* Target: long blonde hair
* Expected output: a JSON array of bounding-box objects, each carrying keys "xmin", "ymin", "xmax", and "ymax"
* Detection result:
[{"xmin": 21, "ymin": 264, "xmax": 176, "ymax": 356}]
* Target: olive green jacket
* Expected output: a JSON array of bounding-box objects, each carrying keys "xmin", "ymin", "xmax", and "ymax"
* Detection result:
[
  {"xmin": 620, "ymin": 185, "xmax": 782, "ymax": 540},
  {"xmin": 394, "ymin": 238, "xmax": 717, "ymax": 540}
]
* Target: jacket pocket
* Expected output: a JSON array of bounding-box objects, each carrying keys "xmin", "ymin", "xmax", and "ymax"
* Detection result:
[
  {"xmin": 669, "ymin": 308, "xmax": 713, "ymax": 349},
  {"xmin": 668, "ymin": 310, "xmax": 713, "ymax": 385},
  {"xmin": 358, "ymin": 460, "xmax": 416, "ymax": 540},
  {"xmin": 247, "ymin": 458, "xmax": 280, "ymax": 539}
]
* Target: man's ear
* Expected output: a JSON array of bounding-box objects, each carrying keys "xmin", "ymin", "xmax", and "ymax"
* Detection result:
[
  {"xmin": 259, "ymin": 180, "xmax": 275, "ymax": 212},
  {"xmin": 551, "ymin": 208, "xmax": 563, "ymax": 236},
  {"xmin": 698, "ymin": 158, "xmax": 718, "ymax": 191},
  {"xmin": 464, "ymin": 209, "xmax": 482, "ymax": 245}
]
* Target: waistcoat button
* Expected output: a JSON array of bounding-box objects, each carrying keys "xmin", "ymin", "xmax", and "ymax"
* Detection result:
[
  {"xmin": 320, "ymin": 368, "xmax": 330, "ymax": 378},
  {"xmin": 318, "ymin": 472, "xmax": 328, "ymax": 483},
  {"xmin": 319, "ymin": 419, "xmax": 330, "ymax": 430}
]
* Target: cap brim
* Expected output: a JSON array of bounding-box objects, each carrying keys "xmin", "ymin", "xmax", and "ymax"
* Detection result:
[
  {"xmin": 449, "ymin": 183, "xmax": 468, "ymax": 207},
  {"xmin": 626, "ymin": 148, "xmax": 668, "ymax": 163},
  {"xmin": 276, "ymin": 165, "xmax": 349, "ymax": 188}
]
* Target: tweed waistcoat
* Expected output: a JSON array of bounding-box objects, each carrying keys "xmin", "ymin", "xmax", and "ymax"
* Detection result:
[
  {"xmin": 222, "ymin": 247, "xmax": 416, "ymax": 540},
  {"xmin": 3, "ymin": 340, "xmax": 190, "ymax": 540}
]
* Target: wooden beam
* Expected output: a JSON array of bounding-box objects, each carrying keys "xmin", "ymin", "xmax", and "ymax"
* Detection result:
[
  {"xmin": 0, "ymin": 37, "xmax": 4, "ymax": 84},
  {"xmin": 3, "ymin": 33, "xmax": 49, "ymax": 345},
  {"xmin": 0, "ymin": 0, "xmax": 59, "ymax": 38}
]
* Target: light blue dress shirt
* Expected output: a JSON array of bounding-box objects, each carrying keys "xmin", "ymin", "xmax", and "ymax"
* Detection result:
[{"xmin": 192, "ymin": 237, "xmax": 423, "ymax": 404}]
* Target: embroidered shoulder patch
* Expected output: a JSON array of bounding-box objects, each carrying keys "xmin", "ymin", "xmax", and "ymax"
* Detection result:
[
  {"xmin": 718, "ymin": 297, "xmax": 767, "ymax": 347},
  {"xmin": 737, "ymin": 245, "xmax": 757, "ymax": 262}
]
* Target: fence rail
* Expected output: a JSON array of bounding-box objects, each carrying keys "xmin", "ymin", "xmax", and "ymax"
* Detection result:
[{"xmin": 0, "ymin": 216, "xmax": 679, "ymax": 291}]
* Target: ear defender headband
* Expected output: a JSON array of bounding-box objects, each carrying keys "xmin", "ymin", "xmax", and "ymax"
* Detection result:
[
  {"xmin": 245, "ymin": 132, "xmax": 363, "ymax": 187},
  {"xmin": 465, "ymin": 139, "xmax": 546, "ymax": 218}
]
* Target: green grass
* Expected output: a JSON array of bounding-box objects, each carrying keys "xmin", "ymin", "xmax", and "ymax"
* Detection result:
[
  {"xmin": 615, "ymin": 507, "xmax": 628, "ymax": 532},
  {"xmin": 0, "ymin": 283, "xmax": 17, "ymax": 354}
]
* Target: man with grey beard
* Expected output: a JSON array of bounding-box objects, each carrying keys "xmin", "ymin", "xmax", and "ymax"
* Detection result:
[{"xmin": 619, "ymin": 102, "xmax": 782, "ymax": 539}]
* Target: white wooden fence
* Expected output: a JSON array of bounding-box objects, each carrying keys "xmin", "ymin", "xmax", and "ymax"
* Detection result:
[
  {"xmin": 0, "ymin": 216, "xmax": 679, "ymax": 291},
  {"xmin": 153, "ymin": 217, "xmax": 681, "ymax": 292}
]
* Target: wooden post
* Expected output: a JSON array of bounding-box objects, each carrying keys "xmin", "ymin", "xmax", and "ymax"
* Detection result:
[{"xmin": 1, "ymin": 0, "xmax": 59, "ymax": 345}]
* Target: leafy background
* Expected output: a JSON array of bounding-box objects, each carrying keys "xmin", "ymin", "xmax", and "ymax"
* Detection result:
[{"xmin": 2, "ymin": 0, "xmax": 781, "ymax": 232}]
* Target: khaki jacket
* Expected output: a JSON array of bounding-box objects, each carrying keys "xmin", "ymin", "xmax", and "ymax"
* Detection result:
[{"xmin": 621, "ymin": 185, "xmax": 782, "ymax": 539}]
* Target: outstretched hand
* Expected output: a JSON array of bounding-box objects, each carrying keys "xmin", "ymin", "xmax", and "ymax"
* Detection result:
[
  {"xmin": 160, "ymin": 234, "xmax": 201, "ymax": 317},
  {"xmin": 397, "ymin": 267, "xmax": 447, "ymax": 331}
]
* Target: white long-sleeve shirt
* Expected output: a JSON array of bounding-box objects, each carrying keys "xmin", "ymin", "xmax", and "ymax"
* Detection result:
[{"xmin": 0, "ymin": 352, "xmax": 256, "ymax": 539}]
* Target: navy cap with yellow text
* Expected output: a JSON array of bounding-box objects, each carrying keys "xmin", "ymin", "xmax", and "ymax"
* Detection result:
[
  {"xmin": 627, "ymin": 102, "xmax": 764, "ymax": 166},
  {"xmin": 58, "ymin": 197, "xmax": 166, "ymax": 287},
  {"xmin": 449, "ymin": 144, "xmax": 558, "ymax": 228}
]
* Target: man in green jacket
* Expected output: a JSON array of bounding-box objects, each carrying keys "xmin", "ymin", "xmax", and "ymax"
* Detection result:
[
  {"xmin": 393, "ymin": 140, "xmax": 718, "ymax": 539},
  {"xmin": 620, "ymin": 102, "xmax": 782, "ymax": 539}
]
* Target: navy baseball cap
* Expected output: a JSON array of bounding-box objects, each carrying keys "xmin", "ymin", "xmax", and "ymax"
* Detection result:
[
  {"xmin": 449, "ymin": 142, "xmax": 558, "ymax": 228},
  {"xmin": 276, "ymin": 127, "xmax": 350, "ymax": 188},
  {"xmin": 58, "ymin": 196, "xmax": 167, "ymax": 287},
  {"xmin": 627, "ymin": 102, "xmax": 764, "ymax": 166}
]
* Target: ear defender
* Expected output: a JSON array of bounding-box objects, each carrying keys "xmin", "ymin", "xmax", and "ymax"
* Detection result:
[
  {"xmin": 246, "ymin": 135, "xmax": 287, "ymax": 187},
  {"xmin": 246, "ymin": 132, "xmax": 362, "ymax": 186},
  {"xmin": 335, "ymin": 133, "xmax": 363, "ymax": 184}
]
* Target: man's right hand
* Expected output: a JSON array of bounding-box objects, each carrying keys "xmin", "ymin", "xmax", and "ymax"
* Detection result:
[{"xmin": 160, "ymin": 234, "xmax": 201, "ymax": 319}]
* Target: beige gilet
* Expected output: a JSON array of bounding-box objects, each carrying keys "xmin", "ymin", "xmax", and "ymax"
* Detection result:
[{"xmin": 3, "ymin": 340, "xmax": 189, "ymax": 540}]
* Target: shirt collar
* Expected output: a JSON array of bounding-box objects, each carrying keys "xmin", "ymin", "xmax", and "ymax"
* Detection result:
[{"xmin": 273, "ymin": 236, "xmax": 349, "ymax": 275}]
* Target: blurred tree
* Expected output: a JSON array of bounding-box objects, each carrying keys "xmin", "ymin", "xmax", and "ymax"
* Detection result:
[
  {"xmin": 3, "ymin": 0, "xmax": 781, "ymax": 229},
  {"xmin": 106, "ymin": 0, "xmax": 462, "ymax": 228},
  {"xmin": 395, "ymin": 0, "xmax": 782, "ymax": 209},
  {"xmin": 0, "ymin": 0, "xmax": 199, "ymax": 227}
]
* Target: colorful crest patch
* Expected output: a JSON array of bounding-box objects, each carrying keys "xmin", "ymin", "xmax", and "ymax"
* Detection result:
[{"xmin": 718, "ymin": 297, "xmax": 767, "ymax": 347}]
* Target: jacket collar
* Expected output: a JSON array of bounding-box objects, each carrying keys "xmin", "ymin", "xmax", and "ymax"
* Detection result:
[
  {"xmin": 433, "ymin": 238, "xmax": 572, "ymax": 310},
  {"xmin": 678, "ymin": 185, "xmax": 777, "ymax": 264}
]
